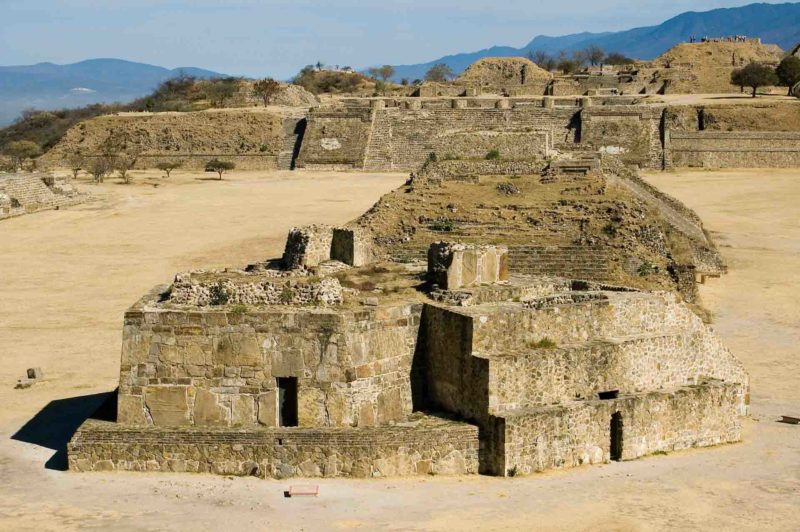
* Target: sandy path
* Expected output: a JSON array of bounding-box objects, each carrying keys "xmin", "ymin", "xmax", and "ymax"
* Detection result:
[{"xmin": 0, "ymin": 168, "xmax": 798, "ymax": 531}]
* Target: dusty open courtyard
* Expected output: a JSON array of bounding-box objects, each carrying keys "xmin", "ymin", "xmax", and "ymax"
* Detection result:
[{"xmin": 0, "ymin": 168, "xmax": 798, "ymax": 531}]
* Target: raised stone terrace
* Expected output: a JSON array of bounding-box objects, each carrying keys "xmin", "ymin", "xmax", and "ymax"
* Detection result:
[
  {"xmin": 0, "ymin": 172, "xmax": 86, "ymax": 220},
  {"xmin": 69, "ymin": 226, "xmax": 748, "ymax": 478}
]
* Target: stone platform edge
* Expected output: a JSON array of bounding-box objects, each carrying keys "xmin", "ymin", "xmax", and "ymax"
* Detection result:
[{"xmin": 67, "ymin": 415, "xmax": 479, "ymax": 479}]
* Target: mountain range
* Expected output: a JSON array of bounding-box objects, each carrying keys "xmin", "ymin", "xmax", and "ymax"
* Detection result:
[
  {"xmin": 389, "ymin": 2, "xmax": 800, "ymax": 82},
  {"xmin": 0, "ymin": 59, "xmax": 224, "ymax": 126}
]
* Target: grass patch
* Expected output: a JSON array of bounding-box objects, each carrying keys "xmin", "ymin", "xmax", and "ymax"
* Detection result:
[{"xmin": 528, "ymin": 337, "xmax": 557, "ymax": 349}]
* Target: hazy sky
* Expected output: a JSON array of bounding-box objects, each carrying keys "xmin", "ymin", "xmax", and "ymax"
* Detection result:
[{"xmin": 0, "ymin": 0, "xmax": 790, "ymax": 78}]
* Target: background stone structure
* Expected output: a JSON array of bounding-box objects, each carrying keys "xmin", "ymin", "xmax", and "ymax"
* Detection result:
[{"xmin": 0, "ymin": 173, "xmax": 86, "ymax": 220}]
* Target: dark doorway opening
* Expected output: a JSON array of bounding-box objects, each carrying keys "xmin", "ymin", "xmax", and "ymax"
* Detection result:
[
  {"xmin": 610, "ymin": 411, "xmax": 623, "ymax": 461},
  {"xmin": 598, "ymin": 390, "xmax": 619, "ymax": 400},
  {"xmin": 277, "ymin": 377, "xmax": 298, "ymax": 427}
]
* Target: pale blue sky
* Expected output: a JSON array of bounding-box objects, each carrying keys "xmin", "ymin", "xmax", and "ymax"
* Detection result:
[{"xmin": 0, "ymin": 0, "xmax": 789, "ymax": 78}]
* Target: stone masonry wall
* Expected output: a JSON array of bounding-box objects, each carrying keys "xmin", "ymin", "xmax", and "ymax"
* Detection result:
[
  {"xmin": 581, "ymin": 106, "xmax": 664, "ymax": 168},
  {"xmin": 363, "ymin": 106, "xmax": 580, "ymax": 171},
  {"xmin": 294, "ymin": 109, "xmax": 372, "ymax": 168},
  {"xmin": 69, "ymin": 416, "xmax": 479, "ymax": 478},
  {"xmin": 494, "ymin": 381, "xmax": 742, "ymax": 476},
  {"xmin": 118, "ymin": 287, "xmax": 422, "ymax": 429},
  {"xmin": 0, "ymin": 173, "xmax": 86, "ymax": 220},
  {"xmin": 668, "ymin": 131, "xmax": 800, "ymax": 168}
]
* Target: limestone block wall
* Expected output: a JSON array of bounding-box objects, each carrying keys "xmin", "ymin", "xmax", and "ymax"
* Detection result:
[
  {"xmin": 440, "ymin": 292, "xmax": 747, "ymax": 414},
  {"xmin": 282, "ymin": 225, "xmax": 373, "ymax": 269},
  {"xmin": 360, "ymin": 105, "xmax": 580, "ymax": 171},
  {"xmin": 421, "ymin": 305, "xmax": 489, "ymax": 423},
  {"xmin": 294, "ymin": 109, "xmax": 372, "ymax": 169},
  {"xmin": 581, "ymin": 106, "xmax": 665, "ymax": 168},
  {"xmin": 427, "ymin": 242, "xmax": 509, "ymax": 290},
  {"xmin": 0, "ymin": 173, "xmax": 86, "ymax": 220},
  {"xmin": 118, "ymin": 288, "xmax": 422, "ymax": 429},
  {"xmin": 69, "ymin": 417, "xmax": 479, "ymax": 478},
  {"xmin": 492, "ymin": 381, "xmax": 742, "ymax": 476},
  {"xmin": 668, "ymin": 131, "xmax": 800, "ymax": 168}
]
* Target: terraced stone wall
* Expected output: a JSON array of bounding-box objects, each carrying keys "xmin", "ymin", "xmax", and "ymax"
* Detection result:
[
  {"xmin": 668, "ymin": 131, "xmax": 800, "ymax": 168},
  {"xmin": 69, "ymin": 417, "xmax": 479, "ymax": 478},
  {"xmin": 490, "ymin": 381, "xmax": 742, "ymax": 476},
  {"xmin": 0, "ymin": 173, "xmax": 86, "ymax": 220}
]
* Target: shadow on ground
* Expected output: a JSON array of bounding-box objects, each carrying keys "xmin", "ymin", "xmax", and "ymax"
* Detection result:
[{"xmin": 11, "ymin": 390, "xmax": 117, "ymax": 471}]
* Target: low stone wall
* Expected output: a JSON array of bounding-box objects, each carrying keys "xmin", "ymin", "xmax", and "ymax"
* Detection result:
[
  {"xmin": 68, "ymin": 416, "xmax": 479, "ymax": 478},
  {"xmin": 418, "ymin": 159, "xmax": 546, "ymax": 183},
  {"xmin": 668, "ymin": 131, "xmax": 800, "ymax": 168},
  {"xmin": 491, "ymin": 381, "xmax": 742, "ymax": 476},
  {"xmin": 168, "ymin": 272, "xmax": 344, "ymax": 307},
  {"xmin": 508, "ymin": 246, "xmax": 612, "ymax": 280}
]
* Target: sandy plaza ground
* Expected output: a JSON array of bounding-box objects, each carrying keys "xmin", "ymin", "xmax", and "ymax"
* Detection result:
[{"xmin": 0, "ymin": 167, "xmax": 798, "ymax": 531}]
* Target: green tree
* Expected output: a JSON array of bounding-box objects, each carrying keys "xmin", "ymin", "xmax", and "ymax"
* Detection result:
[
  {"xmin": 252, "ymin": 78, "xmax": 281, "ymax": 106},
  {"xmin": 205, "ymin": 159, "xmax": 235, "ymax": 180},
  {"xmin": 3, "ymin": 140, "xmax": 41, "ymax": 170},
  {"xmin": 425, "ymin": 63, "xmax": 455, "ymax": 82},
  {"xmin": 204, "ymin": 77, "xmax": 240, "ymax": 108},
  {"xmin": 605, "ymin": 52, "xmax": 636, "ymax": 66},
  {"xmin": 731, "ymin": 63, "xmax": 779, "ymax": 97},
  {"xmin": 156, "ymin": 160, "xmax": 182, "ymax": 178},
  {"xmin": 776, "ymin": 56, "xmax": 800, "ymax": 95}
]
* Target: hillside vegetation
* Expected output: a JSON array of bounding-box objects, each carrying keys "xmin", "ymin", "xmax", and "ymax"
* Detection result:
[{"xmin": 0, "ymin": 76, "xmax": 316, "ymax": 155}]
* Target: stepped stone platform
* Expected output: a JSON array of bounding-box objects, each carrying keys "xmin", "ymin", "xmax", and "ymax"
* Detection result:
[
  {"xmin": 0, "ymin": 172, "xmax": 87, "ymax": 220},
  {"xmin": 69, "ymin": 228, "xmax": 748, "ymax": 478}
]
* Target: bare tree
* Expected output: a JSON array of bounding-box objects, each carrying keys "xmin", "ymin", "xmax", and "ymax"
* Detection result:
[
  {"xmin": 87, "ymin": 157, "xmax": 113, "ymax": 184},
  {"xmin": 585, "ymin": 45, "xmax": 606, "ymax": 66},
  {"xmin": 114, "ymin": 152, "xmax": 139, "ymax": 184},
  {"xmin": 67, "ymin": 153, "xmax": 84, "ymax": 178}
]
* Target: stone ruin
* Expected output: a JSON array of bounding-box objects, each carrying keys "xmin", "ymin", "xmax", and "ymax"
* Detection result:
[
  {"xmin": 69, "ymin": 217, "xmax": 748, "ymax": 477},
  {"xmin": 0, "ymin": 172, "xmax": 86, "ymax": 220}
]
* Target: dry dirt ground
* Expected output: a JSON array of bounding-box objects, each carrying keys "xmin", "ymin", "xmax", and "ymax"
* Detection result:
[{"xmin": 0, "ymin": 168, "xmax": 798, "ymax": 531}]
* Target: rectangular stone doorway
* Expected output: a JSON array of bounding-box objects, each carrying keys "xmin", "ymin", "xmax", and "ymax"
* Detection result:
[
  {"xmin": 278, "ymin": 377, "xmax": 298, "ymax": 427},
  {"xmin": 610, "ymin": 411, "xmax": 623, "ymax": 461}
]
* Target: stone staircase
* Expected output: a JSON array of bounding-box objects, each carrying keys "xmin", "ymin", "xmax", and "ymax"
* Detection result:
[{"xmin": 276, "ymin": 117, "xmax": 307, "ymax": 170}]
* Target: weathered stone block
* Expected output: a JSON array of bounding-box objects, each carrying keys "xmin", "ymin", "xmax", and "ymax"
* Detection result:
[
  {"xmin": 331, "ymin": 227, "xmax": 372, "ymax": 267},
  {"xmin": 257, "ymin": 390, "xmax": 278, "ymax": 426},
  {"xmin": 193, "ymin": 388, "xmax": 229, "ymax": 426},
  {"xmin": 427, "ymin": 242, "xmax": 509, "ymax": 289},
  {"xmin": 232, "ymin": 395, "xmax": 256, "ymax": 426},
  {"xmin": 117, "ymin": 394, "xmax": 147, "ymax": 425},
  {"xmin": 144, "ymin": 386, "xmax": 190, "ymax": 426},
  {"xmin": 282, "ymin": 225, "xmax": 334, "ymax": 269}
]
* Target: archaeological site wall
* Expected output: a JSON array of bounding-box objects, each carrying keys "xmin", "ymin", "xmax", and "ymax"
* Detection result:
[
  {"xmin": 0, "ymin": 173, "xmax": 86, "ymax": 220},
  {"xmin": 39, "ymin": 110, "xmax": 301, "ymax": 171},
  {"xmin": 489, "ymin": 381, "xmax": 741, "ymax": 476},
  {"xmin": 667, "ymin": 131, "xmax": 800, "ymax": 169},
  {"xmin": 69, "ymin": 416, "xmax": 479, "ymax": 478},
  {"xmin": 296, "ymin": 99, "xmax": 579, "ymax": 171},
  {"xmin": 118, "ymin": 287, "xmax": 421, "ymax": 429}
]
